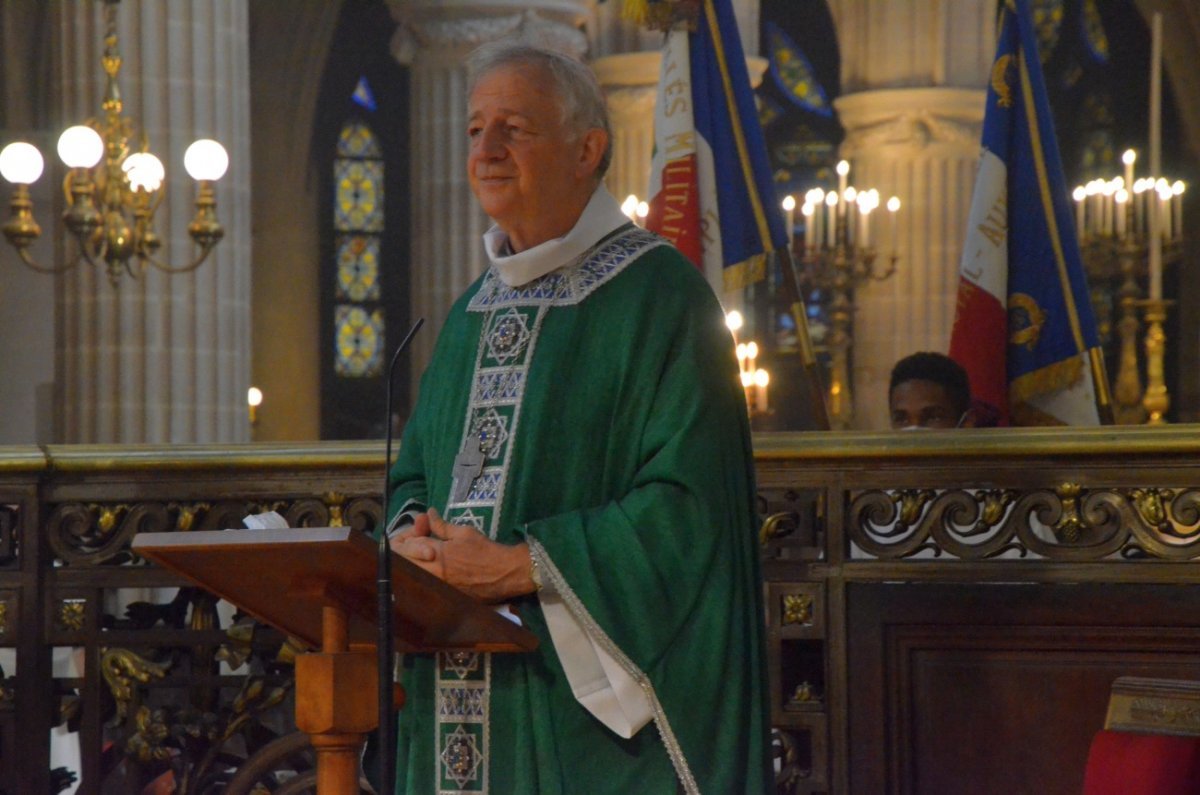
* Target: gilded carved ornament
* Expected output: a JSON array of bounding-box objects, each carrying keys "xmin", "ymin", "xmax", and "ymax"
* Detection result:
[
  {"xmin": 101, "ymin": 647, "xmax": 171, "ymax": 723},
  {"xmin": 759, "ymin": 511, "xmax": 799, "ymax": 545},
  {"xmin": 57, "ymin": 598, "xmax": 86, "ymax": 632},
  {"xmin": 125, "ymin": 706, "xmax": 172, "ymax": 764},
  {"xmin": 1130, "ymin": 696, "xmax": 1200, "ymax": 730},
  {"xmin": 781, "ymin": 593, "xmax": 813, "ymax": 627},
  {"xmin": 47, "ymin": 496, "xmax": 382, "ymax": 565},
  {"xmin": 850, "ymin": 484, "xmax": 1200, "ymax": 561}
]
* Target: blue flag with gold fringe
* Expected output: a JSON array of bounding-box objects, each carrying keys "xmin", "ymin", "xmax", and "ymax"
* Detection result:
[
  {"xmin": 949, "ymin": 0, "xmax": 1110, "ymax": 425},
  {"xmin": 638, "ymin": 0, "xmax": 788, "ymax": 293}
]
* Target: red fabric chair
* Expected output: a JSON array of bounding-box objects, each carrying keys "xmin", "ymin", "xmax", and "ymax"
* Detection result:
[{"xmin": 1082, "ymin": 729, "xmax": 1200, "ymax": 794}]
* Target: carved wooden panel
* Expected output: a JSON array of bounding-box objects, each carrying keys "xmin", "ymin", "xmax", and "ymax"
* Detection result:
[{"xmin": 846, "ymin": 582, "xmax": 1200, "ymax": 794}]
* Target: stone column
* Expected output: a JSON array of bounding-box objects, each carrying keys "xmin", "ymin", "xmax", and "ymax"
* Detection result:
[
  {"xmin": 54, "ymin": 0, "xmax": 252, "ymax": 443},
  {"xmin": 827, "ymin": 0, "xmax": 995, "ymax": 428},
  {"xmin": 0, "ymin": 4, "xmax": 56, "ymax": 443},
  {"xmin": 592, "ymin": 52, "xmax": 658, "ymax": 205},
  {"xmin": 388, "ymin": 1, "xmax": 590, "ymax": 388}
]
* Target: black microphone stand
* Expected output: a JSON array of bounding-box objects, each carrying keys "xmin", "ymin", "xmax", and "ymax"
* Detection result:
[{"xmin": 378, "ymin": 318, "xmax": 423, "ymax": 795}]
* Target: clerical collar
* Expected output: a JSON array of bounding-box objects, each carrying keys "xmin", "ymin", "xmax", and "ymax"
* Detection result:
[{"xmin": 483, "ymin": 186, "xmax": 632, "ymax": 287}]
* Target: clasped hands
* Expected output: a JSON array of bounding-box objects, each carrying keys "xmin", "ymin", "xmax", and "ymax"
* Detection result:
[{"xmin": 389, "ymin": 507, "xmax": 535, "ymax": 602}]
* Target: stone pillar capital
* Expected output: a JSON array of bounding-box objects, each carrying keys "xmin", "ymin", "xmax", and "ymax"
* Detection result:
[
  {"xmin": 835, "ymin": 87, "xmax": 986, "ymax": 160},
  {"xmin": 387, "ymin": 0, "xmax": 588, "ymax": 64}
]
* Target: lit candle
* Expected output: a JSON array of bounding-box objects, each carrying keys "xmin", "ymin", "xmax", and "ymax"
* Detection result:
[
  {"xmin": 886, "ymin": 196, "xmax": 901, "ymax": 254},
  {"xmin": 1073, "ymin": 186, "xmax": 1086, "ymax": 238},
  {"xmin": 1148, "ymin": 11, "xmax": 1163, "ymax": 300},
  {"xmin": 753, "ymin": 368, "xmax": 769, "ymax": 413},
  {"xmin": 1173, "ymin": 181, "xmax": 1185, "ymax": 241},
  {"xmin": 802, "ymin": 202, "xmax": 815, "ymax": 250},
  {"xmin": 782, "ymin": 194, "xmax": 796, "ymax": 244},
  {"xmin": 621, "ymin": 194, "xmax": 639, "ymax": 221},
  {"xmin": 859, "ymin": 202, "xmax": 871, "ymax": 249},
  {"xmin": 1134, "ymin": 180, "xmax": 1146, "ymax": 237},
  {"xmin": 1159, "ymin": 187, "xmax": 1171, "ymax": 241},
  {"xmin": 844, "ymin": 185, "xmax": 857, "ymax": 245},
  {"xmin": 1122, "ymin": 149, "xmax": 1136, "ymax": 195},
  {"xmin": 1114, "ymin": 189, "xmax": 1128, "ymax": 238},
  {"xmin": 825, "ymin": 192, "xmax": 838, "ymax": 247},
  {"xmin": 1101, "ymin": 181, "xmax": 1115, "ymax": 237},
  {"xmin": 836, "ymin": 160, "xmax": 849, "ymax": 217},
  {"xmin": 810, "ymin": 189, "xmax": 825, "ymax": 249}
]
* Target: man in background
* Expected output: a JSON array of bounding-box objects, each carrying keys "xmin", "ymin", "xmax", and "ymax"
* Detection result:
[{"xmin": 889, "ymin": 351, "xmax": 979, "ymax": 429}]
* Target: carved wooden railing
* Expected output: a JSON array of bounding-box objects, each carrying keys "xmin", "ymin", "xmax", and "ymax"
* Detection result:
[
  {"xmin": 4, "ymin": 429, "xmax": 1200, "ymax": 793},
  {"xmin": 757, "ymin": 426, "xmax": 1200, "ymax": 795},
  {"xmin": 0, "ymin": 443, "xmax": 382, "ymax": 795}
]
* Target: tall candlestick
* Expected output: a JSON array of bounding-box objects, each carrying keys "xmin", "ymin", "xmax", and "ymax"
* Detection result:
[
  {"xmin": 886, "ymin": 196, "xmax": 900, "ymax": 254},
  {"xmin": 836, "ymin": 160, "xmax": 849, "ymax": 219},
  {"xmin": 1122, "ymin": 149, "xmax": 1136, "ymax": 195},
  {"xmin": 826, "ymin": 193, "xmax": 837, "ymax": 247},
  {"xmin": 1148, "ymin": 11, "xmax": 1163, "ymax": 300},
  {"xmin": 754, "ymin": 368, "xmax": 769, "ymax": 414},
  {"xmin": 1173, "ymin": 182, "xmax": 1185, "ymax": 240},
  {"xmin": 782, "ymin": 195, "xmax": 796, "ymax": 243}
]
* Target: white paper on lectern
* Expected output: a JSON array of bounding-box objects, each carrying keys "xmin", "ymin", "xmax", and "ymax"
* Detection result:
[
  {"xmin": 539, "ymin": 588, "xmax": 652, "ymax": 739},
  {"xmin": 242, "ymin": 511, "xmax": 289, "ymax": 530}
]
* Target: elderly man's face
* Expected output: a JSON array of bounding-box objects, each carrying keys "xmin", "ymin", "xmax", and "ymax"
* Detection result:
[{"xmin": 467, "ymin": 65, "xmax": 600, "ymax": 252}]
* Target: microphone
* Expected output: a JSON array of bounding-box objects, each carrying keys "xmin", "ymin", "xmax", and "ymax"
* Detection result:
[{"xmin": 377, "ymin": 317, "xmax": 423, "ymax": 795}]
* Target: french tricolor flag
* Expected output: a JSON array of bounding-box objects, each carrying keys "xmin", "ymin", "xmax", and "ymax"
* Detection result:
[
  {"xmin": 644, "ymin": 0, "xmax": 787, "ymax": 295},
  {"xmin": 949, "ymin": 0, "xmax": 1111, "ymax": 426}
]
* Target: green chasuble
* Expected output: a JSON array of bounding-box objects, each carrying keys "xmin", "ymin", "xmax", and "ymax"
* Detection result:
[{"xmin": 388, "ymin": 223, "xmax": 770, "ymax": 794}]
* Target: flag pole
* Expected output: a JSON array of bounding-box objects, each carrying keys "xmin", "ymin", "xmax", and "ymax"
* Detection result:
[{"xmin": 777, "ymin": 247, "xmax": 831, "ymax": 430}]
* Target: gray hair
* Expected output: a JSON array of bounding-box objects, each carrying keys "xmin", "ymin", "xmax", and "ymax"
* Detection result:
[{"xmin": 466, "ymin": 42, "xmax": 613, "ymax": 180}]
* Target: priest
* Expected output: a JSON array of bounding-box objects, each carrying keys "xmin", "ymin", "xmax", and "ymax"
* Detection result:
[{"xmin": 387, "ymin": 40, "xmax": 769, "ymax": 794}]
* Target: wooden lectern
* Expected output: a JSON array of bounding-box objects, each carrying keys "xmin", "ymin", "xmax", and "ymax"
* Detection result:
[{"xmin": 132, "ymin": 527, "xmax": 538, "ymax": 794}]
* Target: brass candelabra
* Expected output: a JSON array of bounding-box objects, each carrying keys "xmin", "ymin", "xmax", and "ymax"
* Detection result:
[
  {"xmin": 790, "ymin": 162, "xmax": 900, "ymax": 429},
  {"xmin": 1075, "ymin": 149, "xmax": 1185, "ymax": 425}
]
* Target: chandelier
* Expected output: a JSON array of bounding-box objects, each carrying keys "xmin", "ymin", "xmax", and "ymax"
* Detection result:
[{"xmin": 0, "ymin": 0, "xmax": 228, "ymax": 286}]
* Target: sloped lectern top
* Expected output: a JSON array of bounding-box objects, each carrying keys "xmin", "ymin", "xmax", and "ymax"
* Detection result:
[{"xmin": 132, "ymin": 527, "xmax": 537, "ymax": 653}]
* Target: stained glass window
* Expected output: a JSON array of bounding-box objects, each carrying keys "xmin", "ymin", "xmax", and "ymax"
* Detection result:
[
  {"xmin": 352, "ymin": 77, "xmax": 378, "ymax": 112},
  {"xmin": 338, "ymin": 120, "xmax": 382, "ymax": 158},
  {"xmin": 332, "ymin": 118, "xmax": 386, "ymax": 379},
  {"xmin": 334, "ymin": 305, "xmax": 384, "ymax": 377},
  {"xmin": 336, "ymin": 235, "xmax": 381, "ymax": 301},
  {"xmin": 334, "ymin": 159, "xmax": 384, "ymax": 232}
]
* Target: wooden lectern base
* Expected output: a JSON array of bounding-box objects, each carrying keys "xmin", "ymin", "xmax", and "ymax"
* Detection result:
[
  {"xmin": 295, "ymin": 604, "xmax": 388, "ymax": 795},
  {"xmin": 130, "ymin": 528, "xmax": 537, "ymax": 795}
]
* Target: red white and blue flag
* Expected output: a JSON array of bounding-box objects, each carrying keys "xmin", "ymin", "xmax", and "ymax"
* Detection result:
[
  {"xmin": 642, "ymin": 0, "xmax": 788, "ymax": 293},
  {"xmin": 949, "ymin": 0, "xmax": 1111, "ymax": 425}
]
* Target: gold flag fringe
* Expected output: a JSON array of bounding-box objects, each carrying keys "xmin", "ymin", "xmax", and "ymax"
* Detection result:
[
  {"xmin": 621, "ymin": 0, "xmax": 650, "ymax": 24},
  {"xmin": 722, "ymin": 253, "xmax": 767, "ymax": 293},
  {"xmin": 1008, "ymin": 354, "xmax": 1084, "ymax": 407},
  {"xmin": 621, "ymin": 0, "xmax": 701, "ymax": 32}
]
